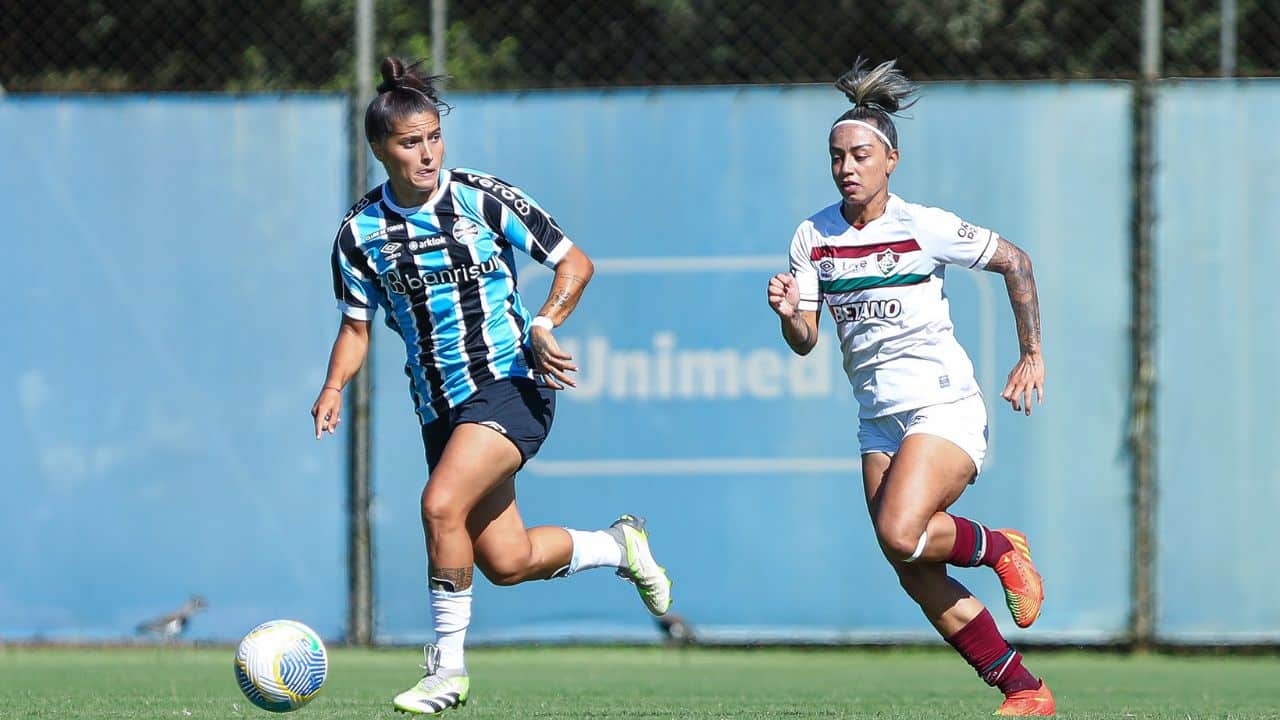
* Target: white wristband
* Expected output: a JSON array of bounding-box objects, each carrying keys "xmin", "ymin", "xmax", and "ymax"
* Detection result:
[{"xmin": 531, "ymin": 315, "xmax": 554, "ymax": 330}]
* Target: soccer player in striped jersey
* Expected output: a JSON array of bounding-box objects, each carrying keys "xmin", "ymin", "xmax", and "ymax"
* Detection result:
[
  {"xmin": 311, "ymin": 58, "xmax": 672, "ymax": 715},
  {"xmin": 767, "ymin": 59, "xmax": 1054, "ymax": 717}
]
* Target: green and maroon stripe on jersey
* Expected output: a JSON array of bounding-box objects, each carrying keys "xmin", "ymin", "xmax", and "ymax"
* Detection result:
[{"xmin": 812, "ymin": 239, "xmax": 929, "ymax": 292}]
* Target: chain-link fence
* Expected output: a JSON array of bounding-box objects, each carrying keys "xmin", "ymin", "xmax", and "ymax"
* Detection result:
[{"xmin": 3, "ymin": 1, "xmax": 1278, "ymax": 93}]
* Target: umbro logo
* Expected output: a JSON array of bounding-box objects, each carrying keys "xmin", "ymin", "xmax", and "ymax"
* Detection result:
[{"xmin": 479, "ymin": 421, "xmax": 508, "ymax": 435}]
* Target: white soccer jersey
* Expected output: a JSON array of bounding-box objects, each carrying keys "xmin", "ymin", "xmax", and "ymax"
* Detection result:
[{"xmin": 789, "ymin": 194, "xmax": 999, "ymax": 418}]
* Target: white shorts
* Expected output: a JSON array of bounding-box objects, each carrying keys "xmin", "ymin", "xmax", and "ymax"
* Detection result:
[{"xmin": 857, "ymin": 392, "xmax": 989, "ymax": 475}]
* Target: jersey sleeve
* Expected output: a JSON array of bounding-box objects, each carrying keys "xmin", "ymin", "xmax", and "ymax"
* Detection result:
[
  {"xmin": 789, "ymin": 223, "xmax": 821, "ymax": 312},
  {"xmin": 331, "ymin": 222, "xmax": 382, "ymax": 321},
  {"xmin": 914, "ymin": 206, "xmax": 999, "ymax": 270},
  {"xmin": 461, "ymin": 172, "xmax": 573, "ymax": 268}
]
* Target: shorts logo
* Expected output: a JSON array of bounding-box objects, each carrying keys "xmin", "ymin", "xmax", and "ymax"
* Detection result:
[
  {"xmin": 876, "ymin": 249, "xmax": 900, "ymax": 275},
  {"xmin": 478, "ymin": 420, "xmax": 508, "ymax": 435},
  {"xmin": 453, "ymin": 218, "xmax": 481, "ymax": 245},
  {"xmin": 939, "ymin": 375, "xmax": 950, "ymax": 389},
  {"xmin": 831, "ymin": 299, "xmax": 902, "ymax": 323}
]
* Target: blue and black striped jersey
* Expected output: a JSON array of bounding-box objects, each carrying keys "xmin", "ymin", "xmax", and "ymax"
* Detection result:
[{"xmin": 331, "ymin": 168, "xmax": 572, "ymax": 423}]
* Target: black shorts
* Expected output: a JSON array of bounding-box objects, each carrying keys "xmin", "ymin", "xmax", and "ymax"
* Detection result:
[{"xmin": 420, "ymin": 377, "xmax": 556, "ymax": 471}]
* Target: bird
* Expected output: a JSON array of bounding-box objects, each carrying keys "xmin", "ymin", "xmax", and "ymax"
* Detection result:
[
  {"xmin": 136, "ymin": 595, "xmax": 207, "ymax": 639},
  {"xmin": 655, "ymin": 611, "xmax": 697, "ymax": 646}
]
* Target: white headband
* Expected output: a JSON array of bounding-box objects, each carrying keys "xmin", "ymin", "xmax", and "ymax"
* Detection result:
[{"xmin": 831, "ymin": 119, "xmax": 893, "ymax": 150}]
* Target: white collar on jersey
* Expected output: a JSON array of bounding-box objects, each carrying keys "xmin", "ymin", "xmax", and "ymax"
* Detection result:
[
  {"xmin": 831, "ymin": 119, "xmax": 893, "ymax": 151},
  {"xmin": 380, "ymin": 169, "xmax": 452, "ymax": 215}
]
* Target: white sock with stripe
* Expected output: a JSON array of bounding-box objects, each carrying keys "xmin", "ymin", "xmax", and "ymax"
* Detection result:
[
  {"xmin": 565, "ymin": 529, "xmax": 624, "ymax": 575},
  {"xmin": 430, "ymin": 587, "xmax": 471, "ymax": 671}
]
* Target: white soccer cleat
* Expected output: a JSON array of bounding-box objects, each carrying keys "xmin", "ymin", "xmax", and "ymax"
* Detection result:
[
  {"xmin": 393, "ymin": 644, "xmax": 469, "ymax": 715},
  {"xmin": 611, "ymin": 514, "xmax": 673, "ymax": 616}
]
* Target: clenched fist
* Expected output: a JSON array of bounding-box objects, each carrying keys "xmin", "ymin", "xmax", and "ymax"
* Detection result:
[{"xmin": 767, "ymin": 273, "xmax": 801, "ymax": 318}]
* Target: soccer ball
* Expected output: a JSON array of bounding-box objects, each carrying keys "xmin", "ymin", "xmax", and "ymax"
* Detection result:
[{"xmin": 233, "ymin": 619, "xmax": 328, "ymax": 712}]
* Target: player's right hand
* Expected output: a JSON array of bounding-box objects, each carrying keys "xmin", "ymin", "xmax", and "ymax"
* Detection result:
[
  {"xmin": 767, "ymin": 273, "xmax": 801, "ymax": 318},
  {"xmin": 311, "ymin": 387, "xmax": 342, "ymax": 439},
  {"xmin": 530, "ymin": 326, "xmax": 578, "ymax": 390}
]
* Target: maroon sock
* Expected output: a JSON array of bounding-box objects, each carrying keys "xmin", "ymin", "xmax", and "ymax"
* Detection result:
[
  {"xmin": 946, "ymin": 609, "xmax": 1040, "ymax": 694},
  {"xmin": 946, "ymin": 514, "xmax": 1014, "ymax": 568}
]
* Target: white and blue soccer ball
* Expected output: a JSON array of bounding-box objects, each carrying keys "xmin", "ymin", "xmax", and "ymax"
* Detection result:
[{"xmin": 234, "ymin": 619, "xmax": 328, "ymax": 712}]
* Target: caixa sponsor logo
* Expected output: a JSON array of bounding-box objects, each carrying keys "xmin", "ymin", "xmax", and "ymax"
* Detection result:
[
  {"xmin": 830, "ymin": 299, "xmax": 902, "ymax": 322},
  {"xmin": 382, "ymin": 257, "xmax": 501, "ymax": 294},
  {"xmin": 463, "ymin": 173, "xmax": 531, "ymax": 216}
]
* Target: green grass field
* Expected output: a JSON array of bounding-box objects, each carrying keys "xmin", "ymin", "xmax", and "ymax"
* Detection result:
[{"xmin": 3, "ymin": 645, "xmax": 1279, "ymax": 719}]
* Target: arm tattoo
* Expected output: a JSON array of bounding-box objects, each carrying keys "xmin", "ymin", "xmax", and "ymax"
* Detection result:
[
  {"xmin": 985, "ymin": 237, "xmax": 1042, "ymax": 356},
  {"xmin": 548, "ymin": 287, "xmax": 574, "ymax": 312},
  {"xmin": 540, "ymin": 273, "xmax": 589, "ymax": 324},
  {"xmin": 429, "ymin": 566, "xmax": 474, "ymax": 592}
]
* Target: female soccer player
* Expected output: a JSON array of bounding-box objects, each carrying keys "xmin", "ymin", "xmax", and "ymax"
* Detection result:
[
  {"xmin": 767, "ymin": 59, "xmax": 1053, "ymax": 716},
  {"xmin": 311, "ymin": 58, "xmax": 672, "ymax": 715}
]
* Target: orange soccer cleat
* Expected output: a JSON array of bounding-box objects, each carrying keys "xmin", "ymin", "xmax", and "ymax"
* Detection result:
[
  {"xmin": 995, "ymin": 680, "xmax": 1055, "ymax": 716},
  {"xmin": 992, "ymin": 529, "xmax": 1044, "ymax": 628}
]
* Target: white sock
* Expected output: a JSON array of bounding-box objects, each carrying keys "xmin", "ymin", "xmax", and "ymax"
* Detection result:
[
  {"xmin": 430, "ymin": 587, "xmax": 472, "ymax": 671},
  {"xmin": 565, "ymin": 529, "xmax": 624, "ymax": 575}
]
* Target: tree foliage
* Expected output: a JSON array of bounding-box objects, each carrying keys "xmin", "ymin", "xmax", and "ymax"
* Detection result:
[{"xmin": 2, "ymin": 0, "xmax": 1275, "ymax": 92}]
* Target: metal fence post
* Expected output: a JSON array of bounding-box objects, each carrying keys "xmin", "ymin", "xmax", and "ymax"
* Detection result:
[
  {"xmin": 347, "ymin": 0, "xmax": 376, "ymax": 648},
  {"xmin": 432, "ymin": 0, "xmax": 447, "ymax": 78},
  {"xmin": 1221, "ymin": 0, "xmax": 1238, "ymax": 77},
  {"xmin": 1130, "ymin": 0, "xmax": 1161, "ymax": 652}
]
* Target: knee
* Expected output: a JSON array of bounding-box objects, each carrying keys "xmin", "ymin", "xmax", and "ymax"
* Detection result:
[
  {"xmin": 420, "ymin": 482, "xmax": 466, "ymax": 533},
  {"xmin": 874, "ymin": 516, "xmax": 927, "ymax": 562}
]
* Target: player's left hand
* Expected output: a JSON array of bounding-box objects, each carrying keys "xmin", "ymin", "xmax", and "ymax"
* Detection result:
[
  {"xmin": 531, "ymin": 326, "xmax": 578, "ymax": 390},
  {"xmin": 311, "ymin": 386, "xmax": 343, "ymax": 439},
  {"xmin": 1001, "ymin": 351, "xmax": 1045, "ymax": 416}
]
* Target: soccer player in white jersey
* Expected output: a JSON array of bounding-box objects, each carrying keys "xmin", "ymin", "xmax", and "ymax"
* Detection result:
[
  {"xmin": 767, "ymin": 58, "xmax": 1054, "ymax": 717},
  {"xmin": 310, "ymin": 58, "xmax": 672, "ymax": 715}
]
